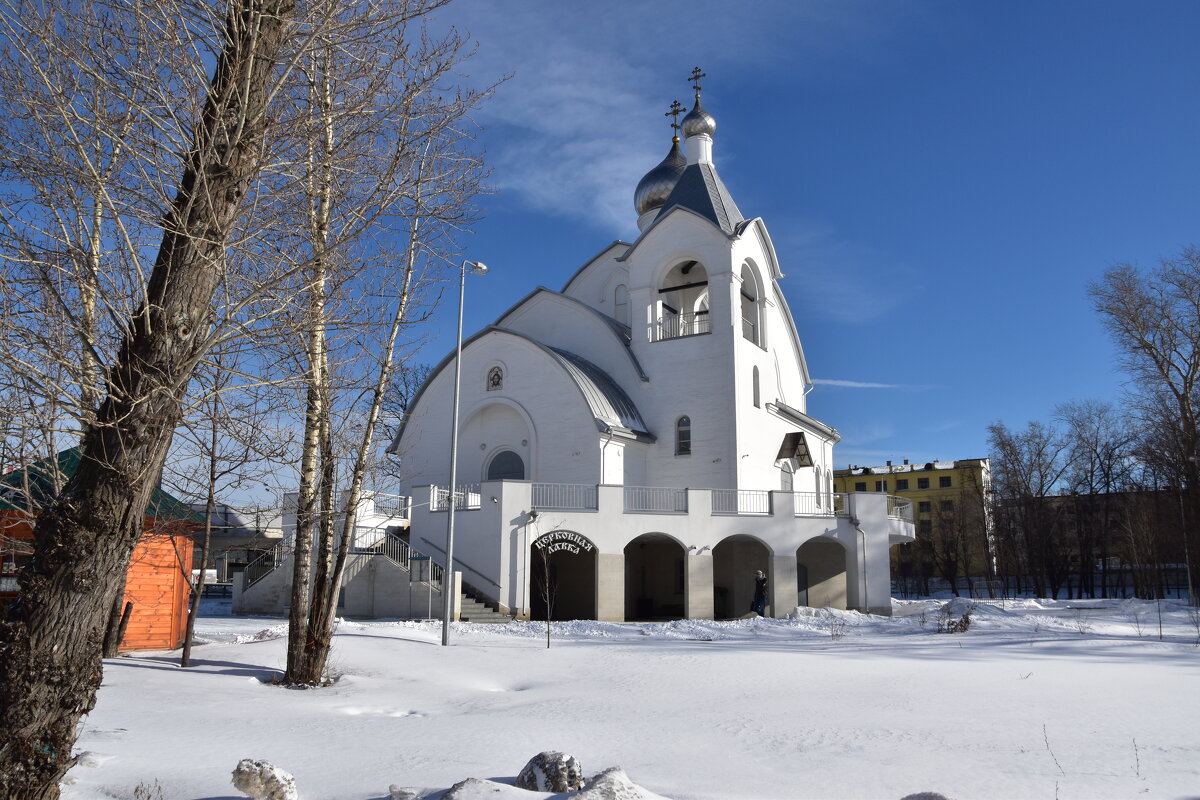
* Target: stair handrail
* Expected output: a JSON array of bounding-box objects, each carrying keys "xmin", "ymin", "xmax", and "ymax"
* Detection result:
[{"xmin": 242, "ymin": 543, "xmax": 284, "ymax": 590}]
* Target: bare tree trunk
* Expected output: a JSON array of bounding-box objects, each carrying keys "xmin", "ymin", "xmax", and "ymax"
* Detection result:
[{"xmin": 0, "ymin": 2, "xmax": 297, "ymax": 795}]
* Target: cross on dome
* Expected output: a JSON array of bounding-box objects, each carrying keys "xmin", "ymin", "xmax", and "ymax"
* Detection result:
[
  {"xmin": 665, "ymin": 100, "xmax": 685, "ymax": 141},
  {"xmin": 688, "ymin": 66, "xmax": 707, "ymax": 96}
]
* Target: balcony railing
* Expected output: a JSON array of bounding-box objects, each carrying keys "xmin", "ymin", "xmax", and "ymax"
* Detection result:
[
  {"xmin": 532, "ymin": 482, "xmax": 598, "ymax": 511},
  {"xmin": 741, "ymin": 316, "xmax": 759, "ymax": 345},
  {"xmin": 653, "ymin": 311, "xmax": 710, "ymax": 342},
  {"xmin": 888, "ymin": 495, "xmax": 913, "ymax": 521},
  {"xmin": 792, "ymin": 491, "xmax": 847, "ymax": 517},
  {"xmin": 712, "ymin": 489, "xmax": 772, "ymax": 515},
  {"xmin": 430, "ymin": 484, "xmax": 481, "ymax": 511},
  {"xmin": 371, "ymin": 493, "xmax": 411, "ymax": 519},
  {"xmin": 624, "ymin": 486, "xmax": 688, "ymax": 513}
]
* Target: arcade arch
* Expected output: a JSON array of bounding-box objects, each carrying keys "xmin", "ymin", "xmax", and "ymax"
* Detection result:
[
  {"xmin": 624, "ymin": 533, "xmax": 687, "ymax": 620},
  {"xmin": 796, "ymin": 538, "xmax": 849, "ymax": 610},
  {"xmin": 712, "ymin": 534, "xmax": 771, "ymax": 619},
  {"xmin": 530, "ymin": 530, "xmax": 597, "ymax": 621}
]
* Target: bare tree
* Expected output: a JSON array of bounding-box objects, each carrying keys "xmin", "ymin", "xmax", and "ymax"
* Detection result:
[
  {"xmin": 1090, "ymin": 247, "xmax": 1200, "ymax": 602},
  {"xmin": 164, "ymin": 351, "xmax": 293, "ymax": 667},
  {"xmin": 988, "ymin": 421, "xmax": 1072, "ymax": 597},
  {"xmin": 0, "ymin": 0, "xmax": 308, "ymax": 794},
  {"xmin": 1055, "ymin": 400, "xmax": 1136, "ymax": 598},
  {"xmin": 277, "ymin": 2, "xmax": 493, "ymax": 685}
]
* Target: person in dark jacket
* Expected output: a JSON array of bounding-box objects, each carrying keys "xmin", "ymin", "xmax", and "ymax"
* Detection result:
[{"xmin": 752, "ymin": 569, "xmax": 767, "ymax": 616}]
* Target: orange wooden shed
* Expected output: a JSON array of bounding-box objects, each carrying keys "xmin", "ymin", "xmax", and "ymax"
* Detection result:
[{"xmin": 0, "ymin": 450, "xmax": 201, "ymax": 652}]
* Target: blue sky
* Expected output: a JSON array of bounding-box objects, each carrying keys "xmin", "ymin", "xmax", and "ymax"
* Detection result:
[{"xmin": 414, "ymin": 0, "xmax": 1200, "ymax": 469}]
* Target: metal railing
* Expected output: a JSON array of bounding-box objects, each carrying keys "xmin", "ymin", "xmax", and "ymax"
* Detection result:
[
  {"xmin": 711, "ymin": 489, "xmax": 772, "ymax": 515},
  {"xmin": 430, "ymin": 484, "xmax": 481, "ymax": 511},
  {"xmin": 792, "ymin": 491, "xmax": 845, "ymax": 517},
  {"xmin": 624, "ymin": 486, "xmax": 688, "ymax": 513},
  {"xmin": 653, "ymin": 311, "xmax": 710, "ymax": 342},
  {"xmin": 888, "ymin": 495, "xmax": 913, "ymax": 521},
  {"xmin": 532, "ymin": 482, "xmax": 598, "ymax": 510},
  {"xmin": 359, "ymin": 532, "xmax": 443, "ymax": 588},
  {"xmin": 371, "ymin": 493, "xmax": 411, "ymax": 519},
  {"xmin": 742, "ymin": 316, "xmax": 759, "ymax": 344},
  {"xmin": 243, "ymin": 543, "xmax": 284, "ymax": 590}
]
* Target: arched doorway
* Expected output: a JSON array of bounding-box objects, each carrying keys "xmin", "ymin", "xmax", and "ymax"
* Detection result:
[
  {"xmin": 712, "ymin": 535, "xmax": 771, "ymax": 619},
  {"xmin": 624, "ymin": 533, "xmax": 687, "ymax": 620},
  {"xmin": 797, "ymin": 538, "xmax": 849, "ymax": 609},
  {"xmin": 530, "ymin": 530, "xmax": 597, "ymax": 621}
]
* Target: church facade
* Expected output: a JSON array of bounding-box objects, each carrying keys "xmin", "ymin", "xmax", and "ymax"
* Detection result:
[{"xmin": 388, "ymin": 81, "xmax": 915, "ymax": 621}]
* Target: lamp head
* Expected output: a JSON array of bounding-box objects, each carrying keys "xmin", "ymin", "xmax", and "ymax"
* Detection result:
[{"xmin": 466, "ymin": 260, "xmax": 489, "ymax": 276}]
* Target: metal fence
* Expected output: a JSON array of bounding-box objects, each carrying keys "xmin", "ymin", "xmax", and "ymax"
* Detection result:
[
  {"xmin": 624, "ymin": 486, "xmax": 688, "ymax": 513},
  {"xmin": 532, "ymin": 482, "xmax": 598, "ymax": 510},
  {"xmin": 431, "ymin": 484, "xmax": 481, "ymax": 511},
  {"xmin": 711, "ymin": 489, "xmax": 772, "ymax": 515}
]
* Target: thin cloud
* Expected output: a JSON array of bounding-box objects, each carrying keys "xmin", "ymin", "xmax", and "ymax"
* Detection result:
[
  {"xmin": 813, "ymin": 378, "xmax": 934, "ymax": 390},
  {"xmin": 434, "ymin": 1, "xmax": 913, "ymax": 237}
]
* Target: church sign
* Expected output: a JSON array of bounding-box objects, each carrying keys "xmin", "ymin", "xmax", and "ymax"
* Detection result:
[{"xmin": 533, "ymin": 531, "xmax": 595, "ymax": 557}]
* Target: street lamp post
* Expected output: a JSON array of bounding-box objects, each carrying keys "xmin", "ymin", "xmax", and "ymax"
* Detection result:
[{"xmin": 442, "ymin": 259, "xmax": 488, "ymax": 646}]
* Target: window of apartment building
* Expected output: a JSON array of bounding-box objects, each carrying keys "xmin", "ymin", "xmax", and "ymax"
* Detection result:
[
  {"xmin": 941, "ymin": 500, "xmax": 954, "ymax": 512},
  {"xmin": 918, "ymin": 501, "xmax": 931, "ymax": 513},
  {"xmin": 918, "ymin": 520, "xmax": 932, "ymax": 535},
  {"xmin": 895, "ymin": 478, "xmax": 909, "ymax": 490},
  {"xmin": 854, "ymin": 481, "xmax": 867, "ymax": 492},
  {"xmin": 917, "ymin": 477, "xmax": 929, "ymax": 489},
  {"xmin": 874, "ymin": 480, "xmax": 887, "ymax": 492},
  {"xmin": 939, "ymin": 476, "xmax": 952, "ymax": 488}
]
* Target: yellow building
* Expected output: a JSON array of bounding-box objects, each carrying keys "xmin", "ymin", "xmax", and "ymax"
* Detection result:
[{"xmin": 834, "ymin": 459, "xmax": 993, "ymax": 595}]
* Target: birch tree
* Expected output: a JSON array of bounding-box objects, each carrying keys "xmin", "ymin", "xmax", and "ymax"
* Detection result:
[{"xmin": 278, "ymin": 3, "xmax": 492, "ymax": 685}]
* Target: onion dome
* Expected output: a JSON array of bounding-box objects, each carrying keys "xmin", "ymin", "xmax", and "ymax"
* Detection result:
[
  {"xmin": 634, "ymin": 139, "xmax": 687, "ymax": 216},
  {"xmin": 681, "ymin": 97, "xmax": 716, "ymax": 138}
]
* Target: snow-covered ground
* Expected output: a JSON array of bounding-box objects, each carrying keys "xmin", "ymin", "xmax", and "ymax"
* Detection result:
[{"xmin": 63, "ymin": 598, "xmax": 1200, "ymax": 800}]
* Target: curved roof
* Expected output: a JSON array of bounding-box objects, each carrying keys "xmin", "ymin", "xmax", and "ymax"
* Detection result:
[
  {"xmin": 388, "ymin": 328, "xmax": 654, "ymax": 454},
  {"xmin": 547, "ymin": 346, "xmax": 650, "ymax": 437},
  {"xmin": 494, "ymin": 286, "xmax": 648, "ymax": 381}
]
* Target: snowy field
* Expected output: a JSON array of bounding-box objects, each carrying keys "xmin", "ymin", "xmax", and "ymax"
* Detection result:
[{"xmin": 62, "ymin": 598, "xmax": 1200, "ymax": 800}]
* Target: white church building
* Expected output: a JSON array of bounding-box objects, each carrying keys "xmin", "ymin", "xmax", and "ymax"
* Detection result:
[
  {"xmin": 386, "ymin": 80, "xmax": 914, "ymax": 622},
  {"xmin": 234, "ymin": 78, "xmax": 915, "ymax": 621}
]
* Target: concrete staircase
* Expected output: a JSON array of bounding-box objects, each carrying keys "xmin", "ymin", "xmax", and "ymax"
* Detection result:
[{"xmin": 459, "ymin": 594, "xmax": 512, "ymax": 624}]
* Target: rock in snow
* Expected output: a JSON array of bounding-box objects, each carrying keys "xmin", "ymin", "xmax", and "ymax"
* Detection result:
[
  {"xmin": 574, "ymin": 767, "xmax": 653, "ymax": 799},
  {"xmin": 515, "ymin": 751, "xmax": 585, "ymax": 793},
  {"xmin": 900, "ymin": 793, "xmax": 953, "ymax": 800},
  {"xmin": 231, "ymin": 758, "xmax": 298, "ymax": 800}
]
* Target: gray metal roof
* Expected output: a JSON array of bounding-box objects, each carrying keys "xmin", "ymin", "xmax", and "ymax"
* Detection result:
[
  {"xmin": 657, "ymin": 162, "xmax": 744, "ymax": 234},
  {"xmin": 548, "ymin": 347, "xmax": 652, "ymax": 438}
]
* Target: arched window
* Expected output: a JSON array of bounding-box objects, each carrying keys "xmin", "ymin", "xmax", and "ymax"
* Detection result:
[
  {"xmin": 486, "ymin": 450, "xmax": 525, "ymax": 480},
  {"xmin": 752, "ymin": 366, "xmax": 760, "ymax": 408},
  {"xmin": 814, "ymin": 466, "xmax": 823, "ymax": 507},
  {"xmin": 740, "ymin": 263, "xmax": 764, "ymax": 347},
  {"xmin": 614, "ymin": 284, "xmax": 629, "ymax": 326},
  {"xmin": 675, "ymin": 415, "xmax": 692, "ymax": 456},
  {"xmin": 780, "ymin": 461, "xmax": 794, "ymax": 492},
  {"xmin": 656, "ymin": 261, "xmax": 709, "ymax": 341}
]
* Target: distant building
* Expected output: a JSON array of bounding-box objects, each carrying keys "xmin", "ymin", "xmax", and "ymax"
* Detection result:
[
  {"xmin": 834, "ymin": 459, "xmax": 993, "ymax": 596},
  {"xmin": 1, "ymin": 449, "xmax": 201, "ymax": 651},
  {"xmin": 187, "ymin": 503, "xmax": 282, "ymax": 586}
]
